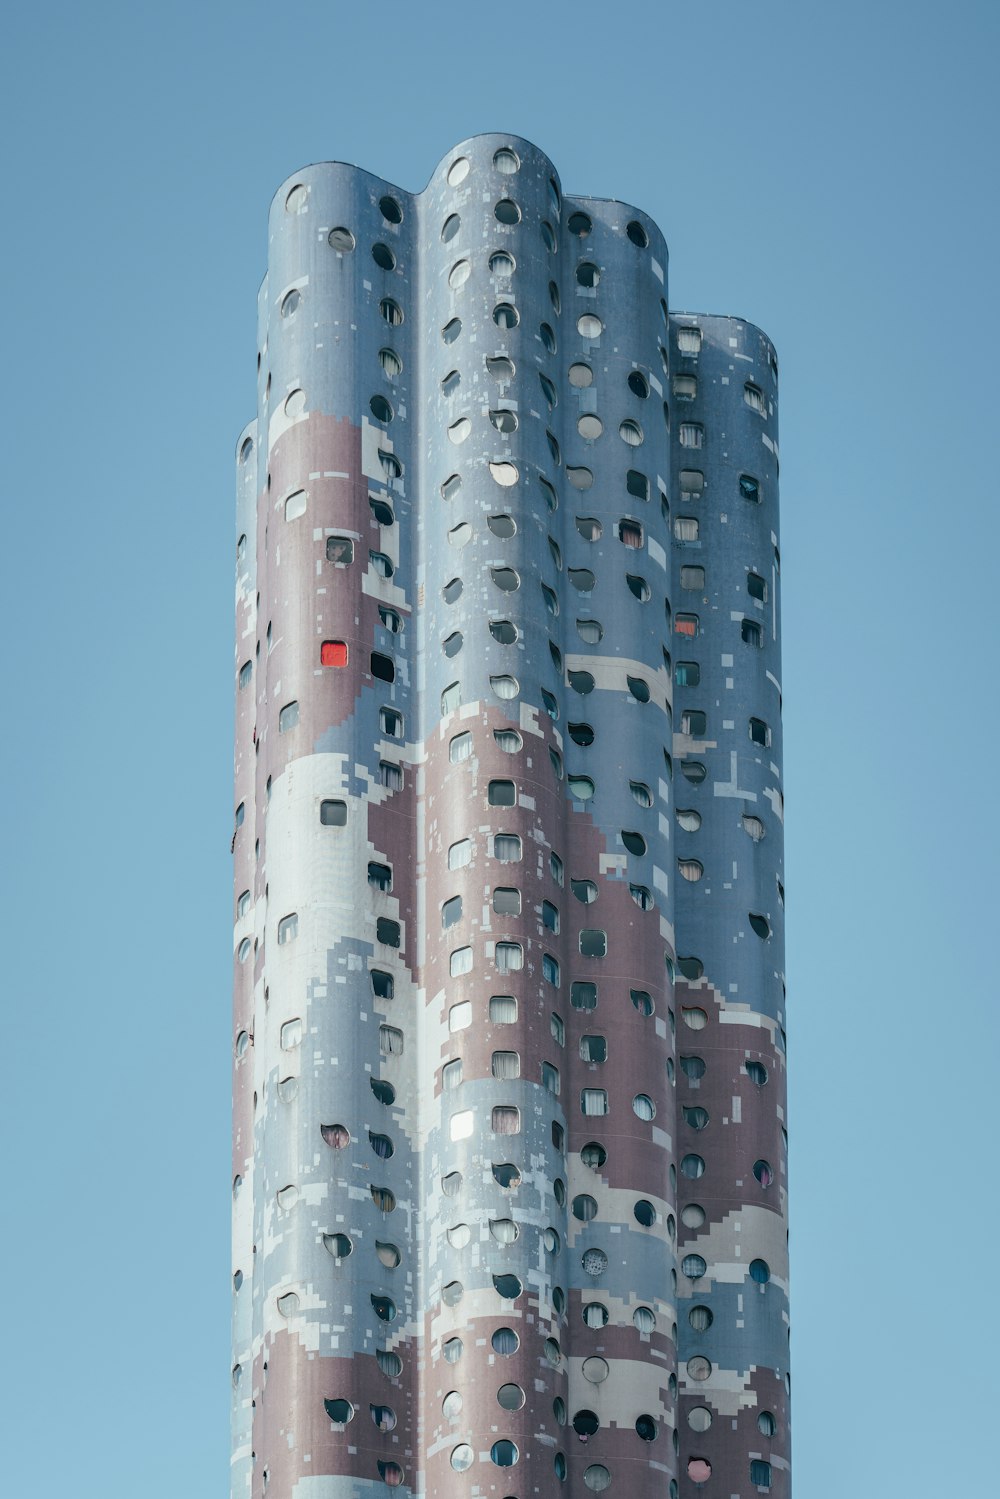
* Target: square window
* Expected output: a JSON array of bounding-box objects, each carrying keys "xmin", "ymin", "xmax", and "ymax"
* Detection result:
[{"xmin": 321, "ymin": 640, "xmax": 348, "ymax": 667}]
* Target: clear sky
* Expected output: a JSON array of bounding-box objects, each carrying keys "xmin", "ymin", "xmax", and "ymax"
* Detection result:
[{"xmin": 2, "ymin": 1, "xmax": 997, "ymax": 1493}]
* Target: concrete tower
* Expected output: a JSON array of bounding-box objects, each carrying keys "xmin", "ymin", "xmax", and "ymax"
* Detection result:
[{"xmin": 232, "ymin": 135, "xmax": 788, "ymax": 1499}]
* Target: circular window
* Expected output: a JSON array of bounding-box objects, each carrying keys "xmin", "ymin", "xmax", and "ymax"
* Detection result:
[
  {"xmin": 447, "ymin": 157, "xmax": 470, "ymax": 187},
  {"xmin": 634, "ymin": 1199, "xmax": 656, "ymax": 1227},
  {"xmin": 442, "ymin": 1336, "xmax": 463, "ymax": 1364},
  {"xmin": 441, "ymin": 213, "xmax": 461, "ymax": 243},
  {"xmin": 285, "ymin": 184, "xmax": 308, "ymax": 213},
  {"xmin": 491, "ymin": 1326, "xmax": 519, "ymax": 1355},
  {"xmin": 494, "ymin": 147, "xmax": 520, "ymax": 174},
  {"xmin": 633, "ymin": 1305, "xmax": 655, "ymax": 1334},
  {"xmin": 569, "ymin": 362, "xmax": 593, "ymax": 387},
  {"xmin": 681, "ymin": 1203, "xmax": 706, "ymax": 1229},
  {"xmin": 495, "ymin": 198, "xmax": 521, "ymax": 225},
  {"xmin": 583, "ymin": 1301, "xmax": 608, "ymax": 1328},
  {"xmin": 371, "ymin": 242, "xmax": 396, "ymax": 270},
  {"xmin": 688, "ymin": 1458, "xmax": 712, "ymax": 1483},
  {"xmin": 572, "ymin": 1193, "xmax": 598, "ymax": 1222},
  {"xmin": 682, "ymin": 1253, "xmax": 707, "ymax": 1280},
  {"xmin": 689, "ymin": 1304, "xmax": 713, "ymax": 1332},
  {"xmin": 626, "ymin": 220, "xmax": 649, "ymax": 247},
  {"xmin": 688, "ymin": 1405, "xmax": 712, "ymax": 1432},
  {"xmin": 749, "ymin": 1258, "xmax": 771, "ymax": 1284},
  {"xmin": 746, "ymin": 1060, "xmax": 769, "ymax": 1086},
  {"xmin": 449, "ymin": 259, "xmax": 471, "ymax": 290},
  {"xmin": 680, "ymin": 1153, "xmax": 705, "ymax": 1179},
  {"xmin": 442, "ymin": 1389, "xmax": 463, "ymax": 1418},
  {"xmin": 687, "ymin": 1356, "xmax": 712, "ymax": 1382},
  {"xmin": 493, "ymin": 302, "xmax": 519, "ymax": 328},
  {"xmin": 619, "ymin": 419, "xmax": 644, "ymax": 446},
  {"xmin": 582, "ymin": 1356, "xmax": 609, "ymax": 1383},
  {"xmin": 636, "ymin": 1414, "xmax": 658, "ymax": 1442},
  {"xmin": 581, "ymin": 1141, "xmax": 607, "ymax": 1169},
  {"xmin": 450, "ymin": 1444, "xmax": 474, "ymax": 1472},
  {"xmin": 578, "ymin": 313, "xmax": 603, "ymax": 339},
  {"xmin": 284, "ymin": 388, "xmax": 306, "ymax": 418},
  {"xmin": 491, "ymin": 1439, "xmax": 518, "ymax": 1468},
  {"xmin": 540, "ymin": 321, "xmax": 557, "ymax": 352},
  {"xmin": 328, "ymin": 226, "xmax": 355, "ymax": 251},
  {"xmin": 578, "ymin": 414, "xmax": 604, "ymax": 440},
  {"xmin": 754, "ymin": 1159, "xmax": 774, "ymax": 1187},
  {"xmin": 582, "ymin": 1248, "xmax": 607, "ymax": 1277},
  {"xmin": 577, "ymin": 260, "xmax": 600, "ymax": 287},
  {"xmin": 280, "ymin": 288, "xmax": 301, "ymax": 318},
  {"xmin": 379, "ymin": 347, "xmax": 402, "ymax": 377},
  {"xmin": 379, "ymin": 297, "xmax": 403, "ymax": 326},
  {"xmin": 490, "ymin": 249, "xmax": 515, "ymax": 276},
  {"xmin": 541, "ymin": 220, "xmax": 556, "ymax": 252},
  {"xmin": 568, "ymin": 210, "xmax": 592, "ymax": 236},
  {"xmin": 379, "ymin": 194, "xmax": 403, "ymax": 224},
  {"xmin": 370, "ymin": 394, "xmax": 393, "ymax": 423},
  {"xmin": 497, "ymin": 1382, "xmax": 524, "ymax": 1411},
  {"xmin": 584, "ymin": 1464, "xmax": 611, "ymax": 1492}
]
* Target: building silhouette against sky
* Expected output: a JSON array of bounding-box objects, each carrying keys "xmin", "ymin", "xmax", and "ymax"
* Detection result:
[{"xmin": 232, "ymin": 134, "xmax": 788, "ymax": 1499}]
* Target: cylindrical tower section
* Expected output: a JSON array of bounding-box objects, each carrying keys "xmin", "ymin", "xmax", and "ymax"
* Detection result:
[
  {"xmin": 554, "ymin": 193, "xmax": 679, "ymax": 1499},
  {"xmin": 232, "ymin": 414, "xmax": 259, "ymax": 1499},
  {"xmin": 246, "ymin": 164, "xmax": 420, "ymax": 1498},
  {"xmin": 668, "ymin": 313, "xmax": 788, "ymax": 1497},
  {"xmin": 415, "ymin": 134, "xmax": 575, "ymax": 1499}
]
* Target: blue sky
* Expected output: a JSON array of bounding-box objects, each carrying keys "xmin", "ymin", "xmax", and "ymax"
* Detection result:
[{"xmin": 2, "ymin": 1, "xmax": 998, "ymax": 1493}]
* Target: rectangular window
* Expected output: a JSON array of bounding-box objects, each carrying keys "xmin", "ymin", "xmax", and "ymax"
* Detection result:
[
  {"xmin": 680, "ymin": 566, "xmax": 705, "ymax": 591},
  {"xmin": 368, "ymin": 861, "xmax": 392, "ymax": 892},
  {"xmin": 744, "ymin": 382, "xmax": 766, "ymax": 415},
  {"xmin": 320, "ymin": 798, "xmax": 347, "ymax": 826},
  {"xmin": 441, "ymin": 681, "xmax": 461, "ymax": 715},
  {"xmin": 741, "ymin": 619, "xmax": 762, "ymax": 647},
  {"xmin": 571, "ymin": 981, "xmax": 598, "ymax": 1011},
  {"xmin": 492, "ymin": 1050, "xmax": 520, "ymax": 1080},
  {"xmin": 675, "ymin": 613, "xmax": 699, "ymax": 638},
  {"xmin": 488, "ymin": 779, "xmax": 516, "ymax": 807},
  {"xmin": 376, "ymin": 916, "xmax": 400, "ymax": 947},
  {"xmin": 450, "ymin": 946, "xmax": 473, "ymax": 977},
  {"xmin": 676, "ymin": 326, "xmax": 702, "ymax": 355},
  {"xmin": 379, "ymin": 761, "xmax": 402, "ymax": 791},
  {"xmin": 496, "ymin": 941, "xmax": 523, "ymax": 973},
  {"xmin": 749, "ymin": 717, "xmax": 771, "ymax": 748},
  {"xmin": 448, "ymin": 838, "xmax": 472, "ymax": 870},
  {"xmin": 675, "ymin": 661, "xmax": 700, "ymax": 686},
  {"xmin": 380, "ymin": 706, "xmax": 403, "ymax": 738},
  {"xmin": 278, "ymin": 700, "xmax": 299, "ymax": 733},
  {"xmin": 542, "ymin": 953, "xmax": 560, "ymax": 987},
  {"xmin": 449, "ymin": 1001, "xmax": 472, "ymax": 1032},
  {"xmin": 581, "ymin": 1088, "xmax": 609, "ymax": 1117},
  {"xmin": 284, "ymin": 489, "xmax": 307, "ymax": 522},
  {"xmin": 542, "ymin": 1061, "xmax": 561, "ymax": 1094},
  {"xmin": 674, "ymin": 516, "xmax": 700, "ymax": 543},
  {"xmin": 672, "ymin": 374, "xmax": 697, "ymax": 400},
  {"xmin": 681, "ymin": 710, "xmax": 707, "ymax": 736},
  {"xmin": 379, "ymin": 1024, "xmax": 403, "ymax": 1056},
  {"xmin": 238, "ymin": 660, "xmax": 252, "ymax": 689},
  {"xmin": 493, "ymin": 887, "xmax": 521, "ymax": 915},
  {"xmin": 679, "ymin": 422, "xmax": 704, "ymax": 448},
  {"xmin": 492, "ymin": 1106, "xmax": 520, "ymax": 1135},
  {"xmin": 493, "ymin": 833, "xmax": 521, "ymax": 861},
  {"xmin": 678, "ymin": 469, "xmax": 704, "ymax": 497},
  {"xmin": 277, "ymin": 913, "xmax": 298, "ymax": 945},
  {"xmin": 321, "ymin": 640, "xmax": 348, "ymax": 667},
  {"xmin": 326, "ymin": 535, "xmax": 354, "ymax": 565},
  {"xmin": 490, "ymin": 995, "xmax": 518, "ymax": 1024},
  {"xmin": 739, "ymin": 474, "xmax": 760, "ymax": 502}
]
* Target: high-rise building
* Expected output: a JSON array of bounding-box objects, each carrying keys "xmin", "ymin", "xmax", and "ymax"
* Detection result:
[{"xmin": 232, "ymin": 135, "xmax": 788, "ymax": 1499}]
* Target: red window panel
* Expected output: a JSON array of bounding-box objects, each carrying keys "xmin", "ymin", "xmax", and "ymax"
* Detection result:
[{"xmin": 321, "ymin": 640, "xmax": 349, "ymax": 667}]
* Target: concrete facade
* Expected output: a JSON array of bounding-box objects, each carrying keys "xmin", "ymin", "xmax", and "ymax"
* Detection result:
[{"xmin": 232, "ymin": 135, "xmax": 788, "ymax": 1499}]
